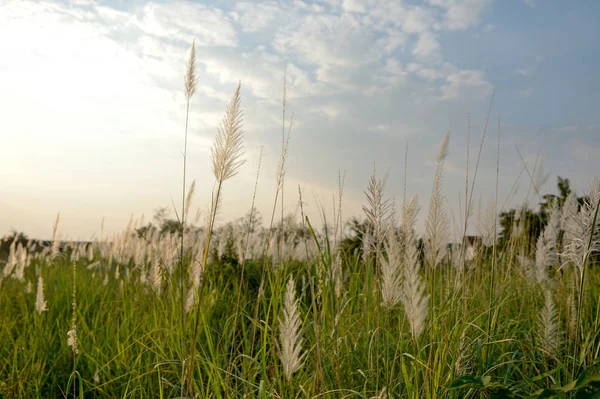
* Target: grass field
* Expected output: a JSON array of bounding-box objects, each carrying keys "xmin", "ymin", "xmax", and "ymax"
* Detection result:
[{"xmin": 1, "ymin": 43, "xmax": 599, "ymax": 398}]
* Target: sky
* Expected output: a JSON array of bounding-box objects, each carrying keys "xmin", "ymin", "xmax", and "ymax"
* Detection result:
[{"xmin": 0, "ymin": 0, "xmax": 599, "ymax": 240}]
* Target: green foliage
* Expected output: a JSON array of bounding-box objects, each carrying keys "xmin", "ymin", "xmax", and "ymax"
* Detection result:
[
  {"xmin": 498, "ymin": 176, "xmax": 590, "ymax": 253},
  {"xmin": 2, "ymin": 246, "xmax": 600, "ymax": 398},
  {"xmin": 1, "ymin": 176, "xmax": 598, "ymax": 398},
  {"xmin": 529, "ymin": 362, "xmax": 600, "ymax": 398}
]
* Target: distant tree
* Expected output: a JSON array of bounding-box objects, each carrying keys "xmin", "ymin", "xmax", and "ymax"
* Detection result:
[
  {"xmin": 235, "ymin": 208, "xmax": 263, "ymax": 234},
  {"xmin": 498, "ymin": 208, "xmax": 543, "ymax": 252},
  {"xmin": 339, "ymin": 217, "xmax": 370, "ymax": 258},
  {"xmin": 558, "ymin": 176, "xmax": 572, "ymax": 202},
  {"xmin": 0, "ymin": 230, "xmax": 30, "ymax": 257},
  {"xmin": 1, "ymin": 230, "xmax": 29, "ymax": 245},
  {"xmin": 499, "ymin": 176, "xmax": 589, "ymax": 251},
  {"xmin": 160, "ymin": 219, "xmax": 183, "ymax": 236}
]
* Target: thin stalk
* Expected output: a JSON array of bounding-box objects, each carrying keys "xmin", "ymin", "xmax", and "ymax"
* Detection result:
[
  {"xmin": 186, "ymin": 82, "xmax": 243, "ymax": 397},
  {"xmin": 226, "ymin": 147, "xmax": 263, "ymax": 388},
  {"xmin": 486, "ymin": 115, "xmax": 500, "ymax": 365},
  {"xmin": 279, "ymin": 65, "xmax": 287, "ymax": 265},
  {"xmin": 250, "ymin": 106, "xmax": 293, "ymax": 365},
  {"xmin": 181, "ymin": 40, "xmax": 196, "ymax": 376},
  {"xmin": 461, "ymin": 114, "xmax": 471, "ymax": 298},
  {"xmin": 186, "ymin": 180, "xmax": 222, "ymax": 397},
  {"xmin": 461, "ymin": 93, "xmax": 495, "ymax": 273},
  {"xmin": 180, "ymin": 82, "xmax": 191, "ymax": 365}
]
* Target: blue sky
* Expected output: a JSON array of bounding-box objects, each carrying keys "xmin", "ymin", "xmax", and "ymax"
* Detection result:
[{"xmin": 0, "ymin": 0, "xmax": 598, "ymax": 239}]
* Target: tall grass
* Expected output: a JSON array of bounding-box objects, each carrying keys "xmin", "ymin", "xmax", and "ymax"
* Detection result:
[{"xmin": 1, "ymin": 46, "xmax": 600, "ymax": 399}]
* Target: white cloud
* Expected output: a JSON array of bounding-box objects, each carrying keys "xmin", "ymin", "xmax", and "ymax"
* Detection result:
[
  {"xmin": 133, "ymin": 2, "xmax": 238, "ymax": 47},
  {"xmin": 427, "ymin": 0, "xmax": 493, "ymax": 30},
  {"xmin": 273, "ymin": 12, "xmax": 372, "ymax": 68},
  {"xmin": 553, "ymin": 125, "xmax": 579, "ymax": 133},
  {"xmin": 570, "ymin": 140, "xmax": 599, "ymax": 162},
  {"xmin": 198, "ymin": 85, "xmax": 232, "ymax": 103},
  {"xmin": 440, "ymin": 70, "xmax": 493, "ymax": 100},
  {"xmin": 377, "ymin": 29, "xmax": 407, "ymax": 52},
  {"xmin": 412, "ymin": 31, "xmax": 441, "ymax": 60},
  {"xmin": 342, "ymin": 0, "xmax": 367, "ymax": 13},
  {"xmin": 516, "ymin": 57, "xmax": 543, "ymax": 77},
  {"xmin": 233, "ymin": 1, "xmax": 281, "ymax": 32},
  {"xmin": 407, "ymin": 63, "xmax": 448, "ymax": 81},
  {"xmin": 319, "ymin": 104, "xmax": 343, "ymax": 119},
  {"xmin": 367, "ymin": 123, "xmax": 423, "ymax": 138},
  {"xmin": 483, "ymin": 23, "xmax": 495, "ymax": 32},
  {"xmin": 516, "ymin": 66, "xmax": 534, "ymax": 76},
  {"xmin": 523, "ymin": 0, "xmax": 535, "ymax": 7},
  {"xmin": 519, "ymin": 87, "xmax": 534, "ymax": 97},
  {"xmin": 0, "ymin": 0, "xmax": 507, "ymax": 239},
  {"xmin": 0, "ymin": 1, "xmax": 237, "ymax": 239},
  {"xmin": 266, "ymin": 0, "xmax": 491, "ymax": 95},
  {"xmin": 401, "ymin": 6, "xmax": 438, "ymax": 34},
  {"xmin": 200, "ymin": 49, "xmax": 323, "ymax": 100}
]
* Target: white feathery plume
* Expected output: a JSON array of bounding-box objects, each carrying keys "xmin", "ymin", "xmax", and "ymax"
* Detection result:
[
  {"xmin": 514, "ymin": 205, "xmax": 527, "ymax": 238},
  {"xmin": 198, "ymin": 82, "xmax": 244, "ymax": 277},
  {"xmin": 86, "ymin": 260, "xmax": 100, "ymax": 270},
  {"xmin": 191, "ymin": 259, "xmax": 202, "ymax": 290},
  {"xmin": 3, "ymin": 239, "xmax": 17, "ymax": 277},
  {"xmin": 455, "ymin": 334, "xmax": 472, "ymax": 376},
  {"xmin": 185, "ymin": 288, "xmax": 195, "ymax": 313},
  {"xmin": 279, "ymin": 276, "xmax": 305, "ymax": 381},
  {"xmin": 424, "ymin": 131, "xmax": 450, "ymax": 269},
  {"xmin": 534, "ymin": 199, "xmax": 561, "ymax": 284},
  {"xmin": 562, "ymin": 178, "xmax": 600, "ymax": 274},
  {"xmin": 537, "ymin": 288, "xmax": 559, "ymax": 357},
  {"xmin": 561, "ymin": 192, "xmax": 579, "ymax": 248},
  {"xmin": 185, "ymin": 259, "xmax": 203, "ymax": 313},
  {"xmin": 361, "ymin": 227, "xmax": 372, "ymax": 264},
  {"xmin": 184, "ymin": 179, "xmax": 196, "ymax": 222},
  {"xmin": 13, "ymin": 243, "xmax": 28, "ymax": 281},
  {"xmin": 370, "ymin": 387, "xmax": 388, "ymax": 399},
  {"xmin": 380, "ymin": 227, "xmax": 402, "ymax": 308},
  {"xmin": 184, "ymin": 40, "xmax": 197, "ymax": 102},
  {"xmin": 400, "ymin": 196, "xmax": 429, "ymax": 338},
  {"xmin": 66, "ymin": 328, "xmax": 78, "ymax": 355},
  {"xmin": 217, "ymin": 228, "xmax": 228, "ymax": 260},
  {"xmin": 67, "ymin": 262, "xmax": 78, "ymax": 355},
  {"xmin": 211, "ymin": 83, "xmax": 244, "ymax": 183},
  {"xmin": 71, "ymin": 245, "xmax": 80, "ymax": 263},
  {"xmin": 51, "ymin": 212, "xmax": 61, "ymax": 259},
  {"xmin": 561, "ymin": 179, "xmax": 600, "ymax": 346},
  {"xmin": 150, "ymin": 257, "xmax": 162, "ymax": 293},
  {"xmin": 362, "ymin": 170, "xmax": 391, "ymax": 265},
  {"xmin": 519, "ymin": 254, "xmax": 535, "ymax": 282},
  {"xmin": 139, "ymin": 269, "xmax": 147, "ymax": 285},
  {"xmin": 477, "ymin": 199, "xmax": 497, "ymax": 247},
  {"xmin": 35, "ymin": 275, "xmax": 48, "ymax": 315},
  {"xmin": 332, "ymin": 253, "xmax": 343, "ymax": 299}
]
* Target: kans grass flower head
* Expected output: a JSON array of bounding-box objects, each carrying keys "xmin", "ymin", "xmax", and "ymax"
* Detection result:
[
  {"xmin": 67, "ymin": 262, "xmax": 78, "ymax": 355},
  {"xmin": 279, "ymin": 276, "xmax": 304, "ymax": 381},
  {"xmin": 211, "ymin": 83, "xmax": 244, "ymax": 183},
  {"xmin": 35, "ymin": 275, "xmax": 47, "ymax": 315}
]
